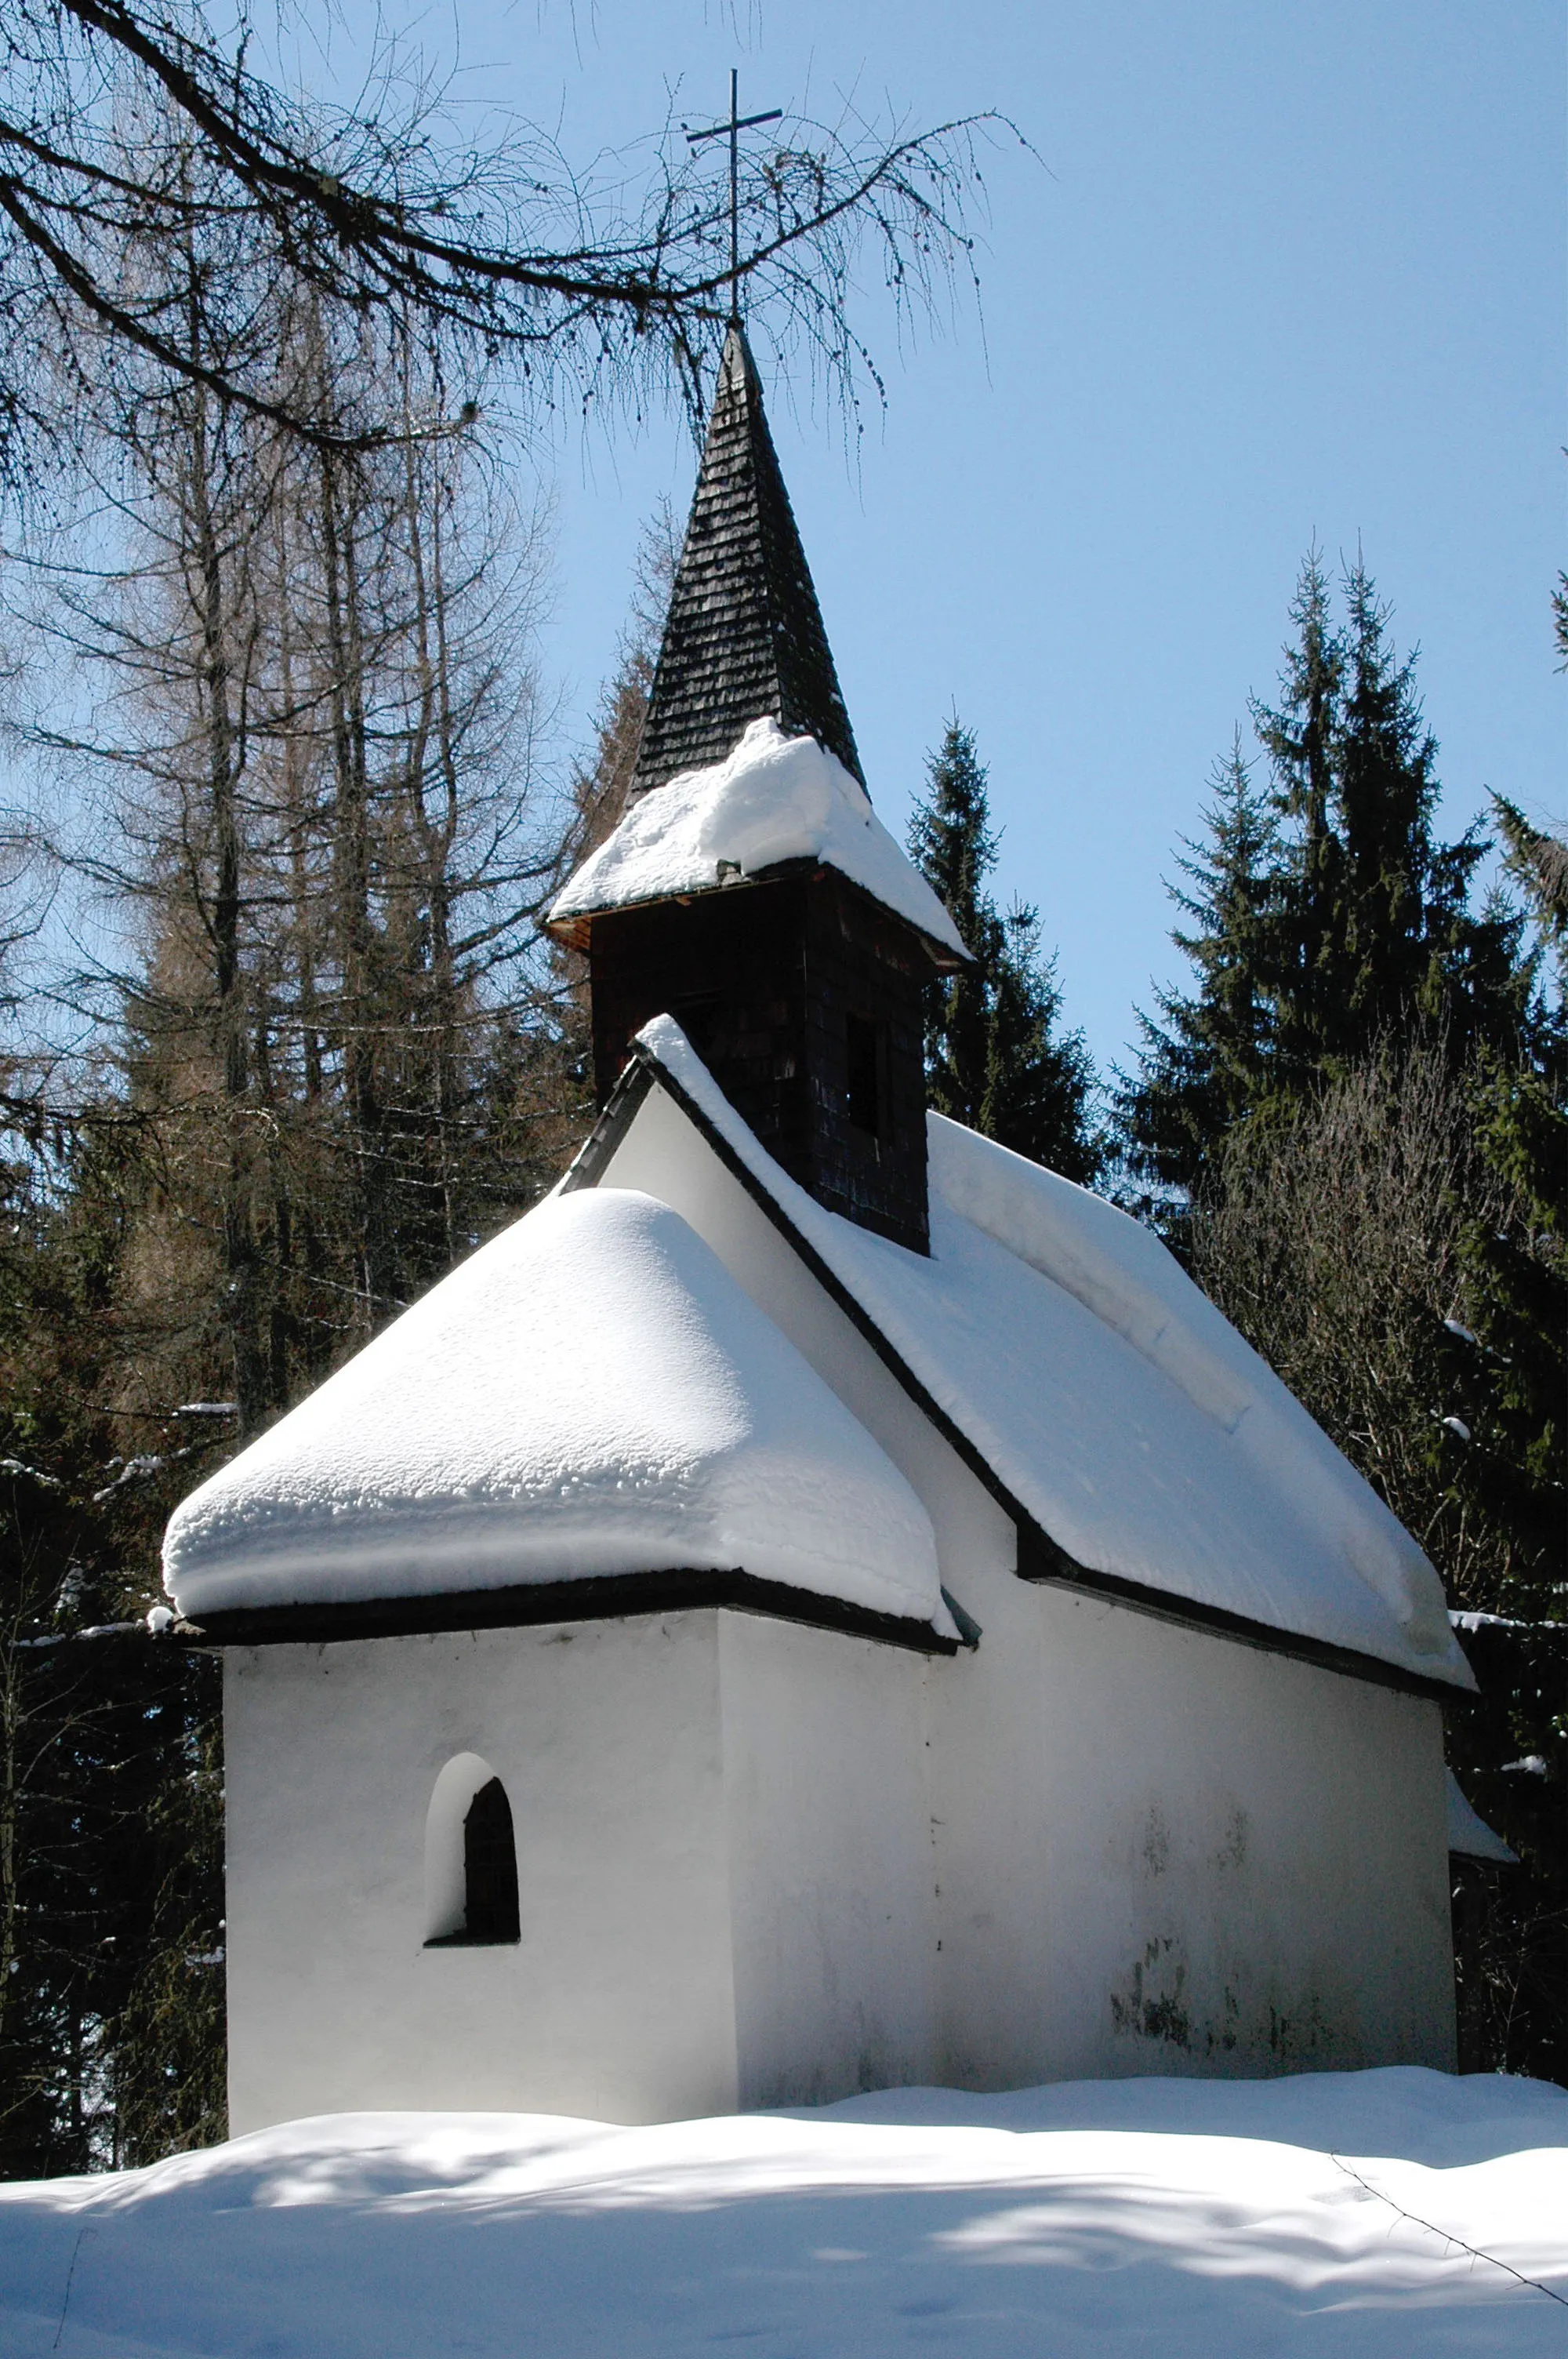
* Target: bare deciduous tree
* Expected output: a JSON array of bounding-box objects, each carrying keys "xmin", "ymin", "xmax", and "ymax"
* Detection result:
[
  {"xmin": 0, "ymin": 2, "xmax": 994, "ymax": 478},
  {"xmin": 1190, "ymin": 1041, "xmax": 1486, "ymax": 1581}
]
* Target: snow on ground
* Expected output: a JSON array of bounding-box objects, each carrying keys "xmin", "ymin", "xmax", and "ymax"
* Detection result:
[
  {"xmin": 550, "ymin": 717, "xmax": 968, "ymax": 958},
  {"xmin": 1, "ymin": 2070, "xmax": 1563, "ymax": 2357}
]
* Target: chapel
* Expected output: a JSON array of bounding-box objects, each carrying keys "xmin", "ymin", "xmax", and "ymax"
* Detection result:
[{"xmin": 163, "ymin": 325, "xmax": 1490, "ymax": 2137}]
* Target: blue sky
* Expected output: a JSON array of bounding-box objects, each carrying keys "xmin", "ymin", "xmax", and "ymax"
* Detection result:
[{"xmin": 332, "ymin": 1, "xmax": 1563, "ymax": 1078}]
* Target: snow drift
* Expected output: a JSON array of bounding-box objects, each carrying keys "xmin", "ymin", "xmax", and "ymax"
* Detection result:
[{"xmin": 0, "ymin": 2069, "xmax": 1561, "ymax": 2357}]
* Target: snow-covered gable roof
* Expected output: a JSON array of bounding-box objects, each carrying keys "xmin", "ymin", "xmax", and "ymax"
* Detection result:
[
  {"xmin": 550, "ymin": 718, "xmax": 967, "ymax": 962},
  {"xmin": 163, "ymin": 1187, "xmax": 950, "ymax": 1641},
  {"xmin": 615, "ymin": 1019, "xmax": 1474, "ymax": 1696}
]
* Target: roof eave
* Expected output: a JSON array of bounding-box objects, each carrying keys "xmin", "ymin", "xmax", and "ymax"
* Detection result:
[
  {"xmin": 165, "ymin": 1566, "xmax": 960, "ymax": 1656},
  {"xmin": 547, "ymin": 856, "xmax": 972, "ymax": 971}
]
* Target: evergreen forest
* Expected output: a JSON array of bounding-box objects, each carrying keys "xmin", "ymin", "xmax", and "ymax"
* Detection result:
[{"xmin": 0, "ymin": 0, "xmax": 1557, "ymax": 2179}]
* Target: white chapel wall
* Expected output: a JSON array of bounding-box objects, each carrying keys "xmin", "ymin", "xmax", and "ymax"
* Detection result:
[
  {"xmin": 913, "ymin": 1542, "xmax": 1454, "ymax": 2088},
  {"xmin": 597, "ymin": 1091, "xmax": 1458, "ymax": 2085},
  {"xmin": 717, "ymin": 1612, "xmax": 938, "ymax": 2108},
  {"xmin": 222, "ymin": 1089, "xmax": 1458, "ymax": 2136},
  {"xmin": 224, "ymin": 1612, "xmax": 742, "ymax": 2134},
  {"xmin": 997, "ymin": 1590, "xmax": 1452, "ymax": 2082}
]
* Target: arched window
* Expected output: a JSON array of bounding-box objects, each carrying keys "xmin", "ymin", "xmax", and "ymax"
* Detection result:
[
  {"xmin": 460, "ymin": 1779, "xmax": 521, "ymax": 1944},
  {"xmin": 424, "ymin": 1755, "xmax": 520, "ymax": 1947}
]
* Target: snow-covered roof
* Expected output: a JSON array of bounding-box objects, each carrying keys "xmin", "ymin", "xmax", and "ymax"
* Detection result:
[
  {"xmin": 629, "ymin": 1018, "xmax": 1474, "ymax": 1693},
  {"xmin": 163, "ymin": 1005, "xmax": 1472, "ymax": 1690},
  {"xmin": 163, "ymin": 1187, "xmax": 949, "ymax": 1637},
  {"xmin": 550, "ymin": 718, "xmax": 967, "ymax": 961},
  {"xmin": 1444, "ymin": 1770, "xmax": 1516, "ymax": 1863}
]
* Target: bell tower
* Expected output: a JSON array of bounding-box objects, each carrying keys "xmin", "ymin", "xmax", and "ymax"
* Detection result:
[{"xmin": 550, "ymin": 327, "xmax": 966, "ymax": 1256}]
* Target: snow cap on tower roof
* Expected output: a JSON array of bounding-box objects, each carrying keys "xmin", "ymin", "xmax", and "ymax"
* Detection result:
[{"xmin": 551, "ymin": 718, "xmax": 967, "ymax": 960}]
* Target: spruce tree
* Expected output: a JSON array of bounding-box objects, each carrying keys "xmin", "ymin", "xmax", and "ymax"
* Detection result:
[
  {"xmin": 982, "ymin": 906, "xmax": 1099, "ymax": 1183},
  {"xmin": 908, "ymin": 720, "xmax": 997, "ymax": 1127},
  {"xmin": 1125, "ymin": 551, "xmax": 1564, "ymax": 2077},
  {"xmin": 1250, "ymin": 550, "xmax": 1345, "ymax": 1075},
  {"xmin": 1121, "ymin": 736, "xmax": 1281, "ymax": 1194},
  {"xmin": 1329, "ymin": 563, "xmax": 1523, "ymax": 1065},
  {"xmin": 1453, "ymin": 798, "xmax": 1566, "ymax": 1626},
  {"xmin": 1126, "ymin": 553, "xmax": 1529, "ymax": 1199},
  {"xmin": 909, "ymin": 721, "xmax": 1099, "ymax": 1180}
]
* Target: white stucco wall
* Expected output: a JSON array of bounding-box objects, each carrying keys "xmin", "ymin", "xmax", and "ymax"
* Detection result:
[
  {"xmin": 1018, "ymin": 1590, "xmax": 1454, "ymax": 2080},
  {"xmin": 717, "ymin": 1612, "xmax": 937, "ymax": 2108},
  {"xmin": 224, "ymin": 1612, "xmax": 740, "ymax": 2133},
  {"xmin": 221, "ymin": 1089, "xmax": 1456, "ymax": 2131},
  {"xmin": 225, "ymin": 1605, "xmax": 949, "ymax": 2132},
  {"xmin": 597, "ymin": 1089, "xmax": 1457, "ymax": 2085},
  {"xmin": 921, "ymin": 1580, "xmax": 1454, "ymax": 2088}
]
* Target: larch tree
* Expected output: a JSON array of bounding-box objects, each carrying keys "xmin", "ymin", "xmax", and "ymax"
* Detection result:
[
  {"xmin": 0, "ymin": 0, "xmax": 993, "ymax": 493},
  {"xmin": 546, "ymin": 503, "xmax": 681, "ymax": 1103},
  {"xmin": 0, "ymin": 285, "xmax": 571, "ymax": 2174},
  {"xmin": 0, "ymin": 5, "xmax": 1004, "ymax": 2178}
]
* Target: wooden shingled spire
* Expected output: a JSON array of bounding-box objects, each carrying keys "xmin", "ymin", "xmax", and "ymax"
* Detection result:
[{"xmin": 630, "ymin": 324, "xmax": 864, "ymax": 796}]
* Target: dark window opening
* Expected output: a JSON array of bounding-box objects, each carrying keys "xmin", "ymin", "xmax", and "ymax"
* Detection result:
[
  {"xmin": 846, "ymin": 1012, "xmax": 883, "ymax": 1137},
  {"xmin": 428, "ymin": 1777, "xmax": 520, "ymax": 1946},
  {"xmin": 670, "ymin": 991, "xmax": 723, "ymax": 1063}
]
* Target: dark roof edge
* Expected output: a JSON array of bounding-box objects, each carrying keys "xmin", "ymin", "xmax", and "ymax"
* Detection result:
[
  {"xmin": 176, "ymin": 1565, "xmax": 958, "ymax": 1657},
  {"xmin": 546, "ymin": 858, "xmax": 970, "ymax": 972},
  {"xmin": 579, "ymin": 1039, "xmax": 1469, "ymax": 1710},
  {"xmin": 558, "ymin": 1055, "xmax": 657, "ymax": 1190}
]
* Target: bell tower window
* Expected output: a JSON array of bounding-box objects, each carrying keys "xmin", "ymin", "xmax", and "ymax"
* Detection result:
[{"xmin": 846, "ymin": 1012, "xmax": 884, "ymax": 1140}]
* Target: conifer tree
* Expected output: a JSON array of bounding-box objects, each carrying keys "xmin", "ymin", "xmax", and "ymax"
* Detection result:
[
  {"xmin": 1126, "ymin": 551, "xmax": 1564, "ymax": 2078},
  {"xmin": 0, "ymin": 294, "xmax": 586, "ymax": 2173},
  {"xmin": 1327, "ymin": 563, "xmax": 1522, "ymax": 1065},
  {"xmin": 908, "ymin": 721, "xmax": 996, "ymax": 1126},
  {"xmin": 0, "ymin": 1147, "xmax": 225, "ymax": 2173},
  {"xmin": 909, "ymin": 720, "xmax": 1099, "ymax": 1181},
  {"xmin": 1126, "ymin": 554, "xmax": 1527, "ymax": 1197},
  {"xmin": 1454, "ymin": 798, "xmax": 1566, "ymax": 1627},
  {"xmin": 1249, "ymin": 549, "xmax": 1345, "ymax": 1074},
  {"xmin": 980, "ymin": 906, "xmax": 1098, "ymax": 1180},
  {"xmin": 1122, "ymin": 736, "xmax": 1280, "ymax": 1194},
  {"xmin": 547, "ymin": 505, "xmax": 681, "ymax": 1098}
]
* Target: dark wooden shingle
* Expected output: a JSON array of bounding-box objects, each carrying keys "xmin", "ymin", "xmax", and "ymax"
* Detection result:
[{"xmin": 630, "ymin": 324, "xmax": 863, "ymax": 796}]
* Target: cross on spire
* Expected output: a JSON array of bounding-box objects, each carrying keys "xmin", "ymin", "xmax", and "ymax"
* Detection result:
[{"xmin": 684, "ymin": 71, "xmax": 782, "ymax": 322}]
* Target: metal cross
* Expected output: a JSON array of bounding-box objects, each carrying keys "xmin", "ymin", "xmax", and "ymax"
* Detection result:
[{"xmin": 684, "ymin": 71, "xmax": 782, "ymax": 322}]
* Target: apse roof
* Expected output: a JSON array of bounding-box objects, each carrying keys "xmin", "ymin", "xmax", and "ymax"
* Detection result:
[
  {"xmin": 162, "ymin": 1187, "xmax": 951, "ymax": 1641},
  {"xmin": 630, "ymin": 324, "xmax": 862, "ymax": 796}
]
